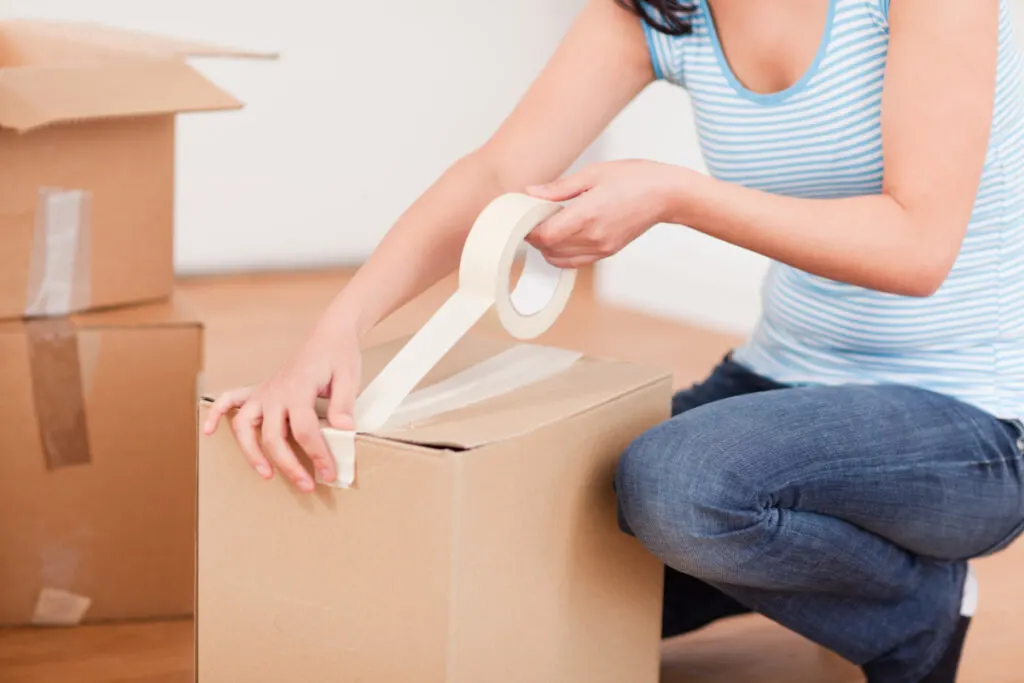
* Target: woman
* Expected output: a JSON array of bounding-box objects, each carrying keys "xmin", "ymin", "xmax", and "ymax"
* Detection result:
[{"xmin": 204, "ymin": 1, "xmax": 1024, "ymax": 681}]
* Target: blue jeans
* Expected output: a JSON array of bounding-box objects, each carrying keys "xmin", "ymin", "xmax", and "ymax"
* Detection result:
[{"xmin": 615, "ymin": 357, "xmax": 1024, "ymax": 683}]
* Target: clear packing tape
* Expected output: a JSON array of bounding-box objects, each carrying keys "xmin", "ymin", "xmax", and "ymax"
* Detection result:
[
  {"xmin": 25, "ymin": 188, "xmax": 92, "ymax": 317},
  {"xmin": 321, "ymin": 193, "xmax": 579, "ymax": 488},
  {"xmin": 22, "ymin": 188, "xmax": 95, "ymax": 471}
]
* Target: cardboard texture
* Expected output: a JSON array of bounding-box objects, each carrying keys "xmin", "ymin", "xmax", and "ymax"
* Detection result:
[
  {"xmin": 0, "ymin": 19, "xmax": 273, "ymax": 320},
  {"xmin": 197, "ymin": 335, "xmax": 670, "ymax": 683},
  {"xmin": 0, "ymin": 297, "xmax": 204, "ymax": 626}
]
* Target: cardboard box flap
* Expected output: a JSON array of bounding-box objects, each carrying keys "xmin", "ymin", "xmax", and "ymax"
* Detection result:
[
  {"xmin": 0, "ymin": 20, "xmax": 277, "ymax": 64},
  {"xmin": 197, "ymin": 335, "xmax": 669, "ymax": 451},
  {"xmin": 0, "ymin": 58, "xmax": 242, "ymax": 132},
  {"xmin": 373, "ymin": 357, "xmax": 669, "ymax": 451},
  {"xmin": 354, "ymin": 335, "xmax": 669, "ymax": 450}
]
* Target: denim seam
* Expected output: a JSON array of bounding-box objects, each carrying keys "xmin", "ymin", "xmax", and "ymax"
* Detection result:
[
  {"xmin": 959, "ymin": 455, "xmax": 1024, "ymax": 467},
  {"xmin": 875, "ymin": 456, "xmax": 1022, "ymax": 473}
]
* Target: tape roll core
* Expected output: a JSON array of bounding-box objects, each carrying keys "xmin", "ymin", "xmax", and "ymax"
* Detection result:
[
  {"xmin": 510, "ymin": 247, "xmax": 561, "ymax": 317},
  {"xmin": 460, "ymin": 192, "xmax": 575, "ymax": 340}
]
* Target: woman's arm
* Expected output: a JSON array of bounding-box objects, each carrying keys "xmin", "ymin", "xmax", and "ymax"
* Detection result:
[
  {"xmin": 326, "ymin": 0, "xmax": 653, "ymax": 341},
  {"xmin": 530, "ymin": 0, "xmax": 998, "ymax": 297},
  {"xmin": 206, "ymin": 0, "xmax": 655, "ymax": 492}
]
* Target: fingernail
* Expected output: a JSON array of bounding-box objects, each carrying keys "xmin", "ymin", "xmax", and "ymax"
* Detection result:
[
  {"xmin": 298, "ymin": 477, "xmax": 315, "ymax": 493},
  {"xmin": 256, "ymin": 464, "xmax": 271, "ymax": 478},
  {"xmin": 317, "ymin": 468, "xmax": 334, "ymax": 484}
]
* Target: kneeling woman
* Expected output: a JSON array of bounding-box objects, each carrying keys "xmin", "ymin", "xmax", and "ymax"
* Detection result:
[{"xmin": 206, "ymin": 1, "xmax": 1024, "ymax": 681}]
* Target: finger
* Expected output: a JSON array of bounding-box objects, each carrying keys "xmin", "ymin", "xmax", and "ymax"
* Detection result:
[
  {"xmin": 262, "ymin": 405, "xmax": 315, "ymax": 493},
  {"xmin": 327, "ymin": 367, "xmax": 358, "ymax": 431},
  {"xmin": 525, "ymin": 168, "xmax": 596, "ymax": 202},
  {"xmin": 230, "ymin": 401, "xmax": 273, "ymax": 479},
  {"xmin": 535, "ymin": 241, "xmax": 598, "ymax": 260},
  {"xmin": 526, "ymin": 209, "xmax": 585, "ymax": 253},
  {"xmin": 204, "ymin": 386, "xmax": 253, "ymax": 435},
  {"xmin": 546, "ymin": 254, "xmax": 599, "ymax": 269},
  {"xmin": 290, "ymin": 404, "xmax": 337, "ymax": 484}
]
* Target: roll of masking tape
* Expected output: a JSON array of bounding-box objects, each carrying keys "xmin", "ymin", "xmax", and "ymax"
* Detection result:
[{"xmin": 321, "ymin": 193, "xmax": 576, "ymax": 487}]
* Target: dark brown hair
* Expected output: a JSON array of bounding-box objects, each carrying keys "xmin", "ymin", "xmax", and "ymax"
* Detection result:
[{"xmin": 617, "ymin": 0, "xmax": 697, "ymax": 36}]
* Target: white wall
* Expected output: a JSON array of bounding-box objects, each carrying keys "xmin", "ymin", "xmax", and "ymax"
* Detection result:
[
  {"xmin": 8, "ymin": 1, "xmax": 1024, "ymax": 334},
  {"xmin": 4, "ymin": 0, "xmax": 589, "ymax": 274}
]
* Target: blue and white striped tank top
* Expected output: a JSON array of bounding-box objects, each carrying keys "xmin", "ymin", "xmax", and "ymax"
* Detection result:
[{"xmin": 643, "ymin": 0, "xmax": 1024, "ymax": 419}]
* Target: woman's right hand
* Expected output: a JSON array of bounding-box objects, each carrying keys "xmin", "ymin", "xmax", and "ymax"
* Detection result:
[{"xmin": 202, "ymin": 327, "xmax": 362, "ymax": 493}]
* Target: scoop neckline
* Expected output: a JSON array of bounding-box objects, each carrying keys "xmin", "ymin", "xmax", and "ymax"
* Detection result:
[{"xmin": 699, "ymin": 0, "xmax": 837, "ymax": 106}]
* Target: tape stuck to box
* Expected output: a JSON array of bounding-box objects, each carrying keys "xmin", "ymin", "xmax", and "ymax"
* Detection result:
[
  {"xmin": 27, "ymin": 317, "xmax": 91, "ymax": 469},
  {"xmin": 31, "ymin": 587, "xmax": 92, "ymax": 627},
  {"xmin": 25, "ymin": 188, "xmax": 92, "ymax": 318}
]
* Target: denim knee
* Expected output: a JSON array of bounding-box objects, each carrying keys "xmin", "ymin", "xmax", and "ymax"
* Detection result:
[{"xmin": 615, "ymin": 421, "xmax": 768, "ymax": 583}]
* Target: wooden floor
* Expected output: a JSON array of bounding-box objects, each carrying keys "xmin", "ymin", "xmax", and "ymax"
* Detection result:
[{"xmin": 1, "ymin": 270, "xmax": 1021, "ymax": 682}]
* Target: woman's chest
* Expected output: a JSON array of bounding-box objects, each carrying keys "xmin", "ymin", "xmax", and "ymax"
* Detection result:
[
  {"xmin": 705, "ymin": 0, "xmax": 832, "ymax": 96},
  {"xmin": 681, "ymin": 0, "xmax": 890, "ymax": 198},
  {"xmin": 689, "ymin": 89, "xmax": 887, "ymax": 198}
]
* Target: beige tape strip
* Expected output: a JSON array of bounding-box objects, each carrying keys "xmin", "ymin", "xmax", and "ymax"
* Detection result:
[
  {"xmin": 27, "ymin": 318, "xmax": 92, "ymax": 470},
  {"xmin": 320, "ymin": 346, "xmax": 581, "ymax": 488},
  {"xmin": 317, "ymin": 344, "xmax": 581, "ymax": 482},
  {"xmin": 32, "ymin": 588, "xmax": 92, "ymax": 627},
  {"xmin": 320, "ymin": 193, "xmax": 576, "ymax": 488},
  {"xmin": 384, "ymin": 344, "xmax": 582, "ymax": 431},
  {"xmin": 25, "ymin": 188, "xmax": 92, "ymax": 317}
]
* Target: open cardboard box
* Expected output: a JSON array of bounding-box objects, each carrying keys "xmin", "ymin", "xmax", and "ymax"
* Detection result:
[
  {"xmin": 0, "ymin": 20, "xmax": 275, "ymax": 319},
  {"xmin": 197, "ymin": 334, "xmax": 670, "ymax": 683}
]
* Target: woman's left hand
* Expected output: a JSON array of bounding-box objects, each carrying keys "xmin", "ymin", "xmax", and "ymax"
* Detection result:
[{"xmin": 525, "ymin": 159, "xmax": 683, "ymax": 268}]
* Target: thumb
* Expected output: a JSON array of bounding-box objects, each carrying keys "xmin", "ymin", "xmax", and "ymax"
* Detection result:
[
  {"xmin": 526, "ymin": 170, "xmax": 595, "ymax": 202},
  {"xmin": 326, "ymin": 369, "xmax": 357, "ymax": 431}
]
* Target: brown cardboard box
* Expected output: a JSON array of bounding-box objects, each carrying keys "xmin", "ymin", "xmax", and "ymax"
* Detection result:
[
  {"xmin": 197, "ymin": 334, "xmax": 669, "ymax": 683},
  {"xmin": 0, "ymin": 20, "xmax": 274, "ymax": 320},
  {"xmin": 0, "ymin": 297, "xmax": 203, "ymax": 626}
]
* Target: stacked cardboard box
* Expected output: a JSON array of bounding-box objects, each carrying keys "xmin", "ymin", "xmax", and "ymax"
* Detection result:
[{"xmin": 0, "ymin": 19, "xmax": 270, "ymax": 626}]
